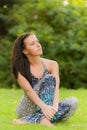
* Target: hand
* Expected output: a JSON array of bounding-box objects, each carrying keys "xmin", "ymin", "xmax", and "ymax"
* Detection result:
[
  {"xmin": 41, "ymin": 104, "xmax": 57, "ymax": 120},
  {"xmin": 53, "ymin": 105, "xmax": 58, "ymax": 113}
]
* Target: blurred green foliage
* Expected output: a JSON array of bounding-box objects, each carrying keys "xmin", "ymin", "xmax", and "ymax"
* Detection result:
[{"xmin": 0, "ymin": 0, "xmax": 87, "ymax": 89}]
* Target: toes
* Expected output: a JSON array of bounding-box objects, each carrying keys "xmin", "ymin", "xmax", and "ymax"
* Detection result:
[{"xmin": 12, "ymin": 119, "xmax": 18, "ymax": 124}]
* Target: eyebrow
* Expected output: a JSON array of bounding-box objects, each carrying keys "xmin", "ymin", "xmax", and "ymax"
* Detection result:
[{"xmin": 31, "ymin": 39, "xmax": 39, "ymax": 42}]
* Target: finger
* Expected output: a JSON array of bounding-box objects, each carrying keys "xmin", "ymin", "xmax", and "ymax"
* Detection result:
[
  {"xmin": 46, "ymin": 115, "xmax": 53, "ymax": 121},
  {"xmin": 46, "ymin": 116, "xmax": 51, "ymax": 121},
  {"xmin": 45, "ymin": 111, "xmax": 53, "ymax": 120},
  {"xmin": 42, "ymin": 110, "xmax": 51, "ymax": 118},
  {"xmin": 50, "ymin": 109, "xmax": 56, "ymax": 115},
  {"xmin": 52, "ymin": 107, "xmax": 58, "ymax": 113},
  {"xmin": 45, "ymin": 113, "xmax": 51, "ymax": 120},
  {"xmin": 47, "ymin": 112, "xmax": 54, "ymax": 119}
]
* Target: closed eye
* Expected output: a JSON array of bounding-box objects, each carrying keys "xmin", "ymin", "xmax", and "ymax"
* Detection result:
[
  {"xmin": 30, "ymin": 40, "xmax": 40, "ymax": 45},
  {"xmin": 30, "ymin": 42, "xmax": 35, "ymax": 45}
]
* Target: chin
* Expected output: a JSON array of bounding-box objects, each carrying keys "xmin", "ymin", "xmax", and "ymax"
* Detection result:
[
  {"xmin": 38, "ymin": 53, "xmax": 43, "ymax": 56},
  {"xmin": 38, "ymin": 50, "xmax": 43, "ymax": 55},
  {"xmin": 40, "ymin": 51, "xmax": 43, "ymax": 55}
]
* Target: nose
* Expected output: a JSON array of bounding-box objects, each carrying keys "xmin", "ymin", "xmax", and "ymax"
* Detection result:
[{"xmin": 37, "ymin": 42, "xmax": 41, "ymax": 47}]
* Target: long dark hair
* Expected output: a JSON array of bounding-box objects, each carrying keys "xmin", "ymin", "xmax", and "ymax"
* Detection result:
[{"xmin": 11, "ymin": 32, "xmax": 33, "ymax": 84}]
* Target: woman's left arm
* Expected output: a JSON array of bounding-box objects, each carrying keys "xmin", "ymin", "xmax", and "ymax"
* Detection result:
[{"xmin": 50, "ymin": 60, "xmax": 60, "ymax": 112}]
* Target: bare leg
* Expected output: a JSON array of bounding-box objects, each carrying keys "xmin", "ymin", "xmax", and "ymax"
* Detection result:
[{"xmin": 40, "ymin": 118, "xmax": 54, "ymax": 127}]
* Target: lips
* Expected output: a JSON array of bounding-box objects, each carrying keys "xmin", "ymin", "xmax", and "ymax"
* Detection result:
[{"xmin": 38, "ymin": 48, "xmax": 42, "ymax": 51}]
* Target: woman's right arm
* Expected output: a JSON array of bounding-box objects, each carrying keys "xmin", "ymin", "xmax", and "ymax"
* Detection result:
[{"xmin": 17, "ymin": 72, "xmax": 56, "ymax": 120}]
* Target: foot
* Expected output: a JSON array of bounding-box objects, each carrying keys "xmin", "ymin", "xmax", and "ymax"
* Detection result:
[
  {"xmin": 40, "ymin": 118, "xmax": 54, "ymax": 127},
  {"xmin": 12, "ymin": 119, "xmax": 27, "ymax": 125}
]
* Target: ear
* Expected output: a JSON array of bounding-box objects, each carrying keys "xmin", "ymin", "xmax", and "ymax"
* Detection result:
[{"xmin": 22, "ymin": 49, "xmax": 28, "ymax": 55}]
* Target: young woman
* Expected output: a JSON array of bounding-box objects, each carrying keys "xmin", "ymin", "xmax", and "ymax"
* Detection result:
[{"xmin": 11, "ymin": 32, "xmax": 78, "ymax": 127}]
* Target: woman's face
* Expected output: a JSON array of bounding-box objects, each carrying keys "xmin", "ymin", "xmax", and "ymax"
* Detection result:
[{"xmin": 23, "ymin": 34, "xmax": 43, "ymax": 56}]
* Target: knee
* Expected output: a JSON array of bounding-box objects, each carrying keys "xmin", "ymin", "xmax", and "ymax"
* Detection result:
[
  {"xmin": 69, "ymin": 96, "xmax": 78, "ymax": 105},
  {"xmin": 62, "ymin": 96, "xmax": 78, "ymax": 107},
  {"xmin": 67, "ymin": 97, "xmax": 78, "ymax": 110}
]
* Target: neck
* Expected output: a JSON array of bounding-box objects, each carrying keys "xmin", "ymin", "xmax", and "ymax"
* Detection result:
[{"xmin": 26, "ymin": 55, "xmax": 42, "ymax": 66}]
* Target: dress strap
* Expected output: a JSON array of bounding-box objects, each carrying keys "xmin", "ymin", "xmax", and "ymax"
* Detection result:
[{"xmin": 41, "ymin": 60, "xmax": 46, "ymax": 71}]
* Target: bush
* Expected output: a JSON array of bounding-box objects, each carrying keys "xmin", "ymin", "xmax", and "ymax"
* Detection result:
[{"xmin": 0, "ymin": 0, "xmax": 87, "ymax": 89}]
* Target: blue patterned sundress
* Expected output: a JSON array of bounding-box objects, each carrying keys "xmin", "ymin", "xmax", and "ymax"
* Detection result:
[{"xmin": 19, "ymin": 62, "xmax": 71, "ymax": 123}]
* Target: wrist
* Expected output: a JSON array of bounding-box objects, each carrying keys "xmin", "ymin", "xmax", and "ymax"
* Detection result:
[
  {"xmin": 39, "ymin": 102, "xmax": 46, "ymax": 110},
  {"xmin": 53, "ymin": 104, "xmax": 58, "ymax": 111}
]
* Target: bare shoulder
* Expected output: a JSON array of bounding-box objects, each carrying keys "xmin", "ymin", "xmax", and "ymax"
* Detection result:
[
  {"xmin": 41, "ymin": 58, "xmax": 59, "ymax": 72},
  {"xmin": 41, "ymin": 58, "xmax": 58, "ymax": 65}
]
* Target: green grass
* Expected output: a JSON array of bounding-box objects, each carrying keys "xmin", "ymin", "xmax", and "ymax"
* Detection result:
[{"xmin": 0, "ymin": 88, "xmax": 87, "ymax": 130}]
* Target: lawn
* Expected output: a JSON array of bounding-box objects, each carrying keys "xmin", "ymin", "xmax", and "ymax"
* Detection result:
[{"xmin": 0, "ymin": 88, "xmax": 87, "ymax": 130}]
